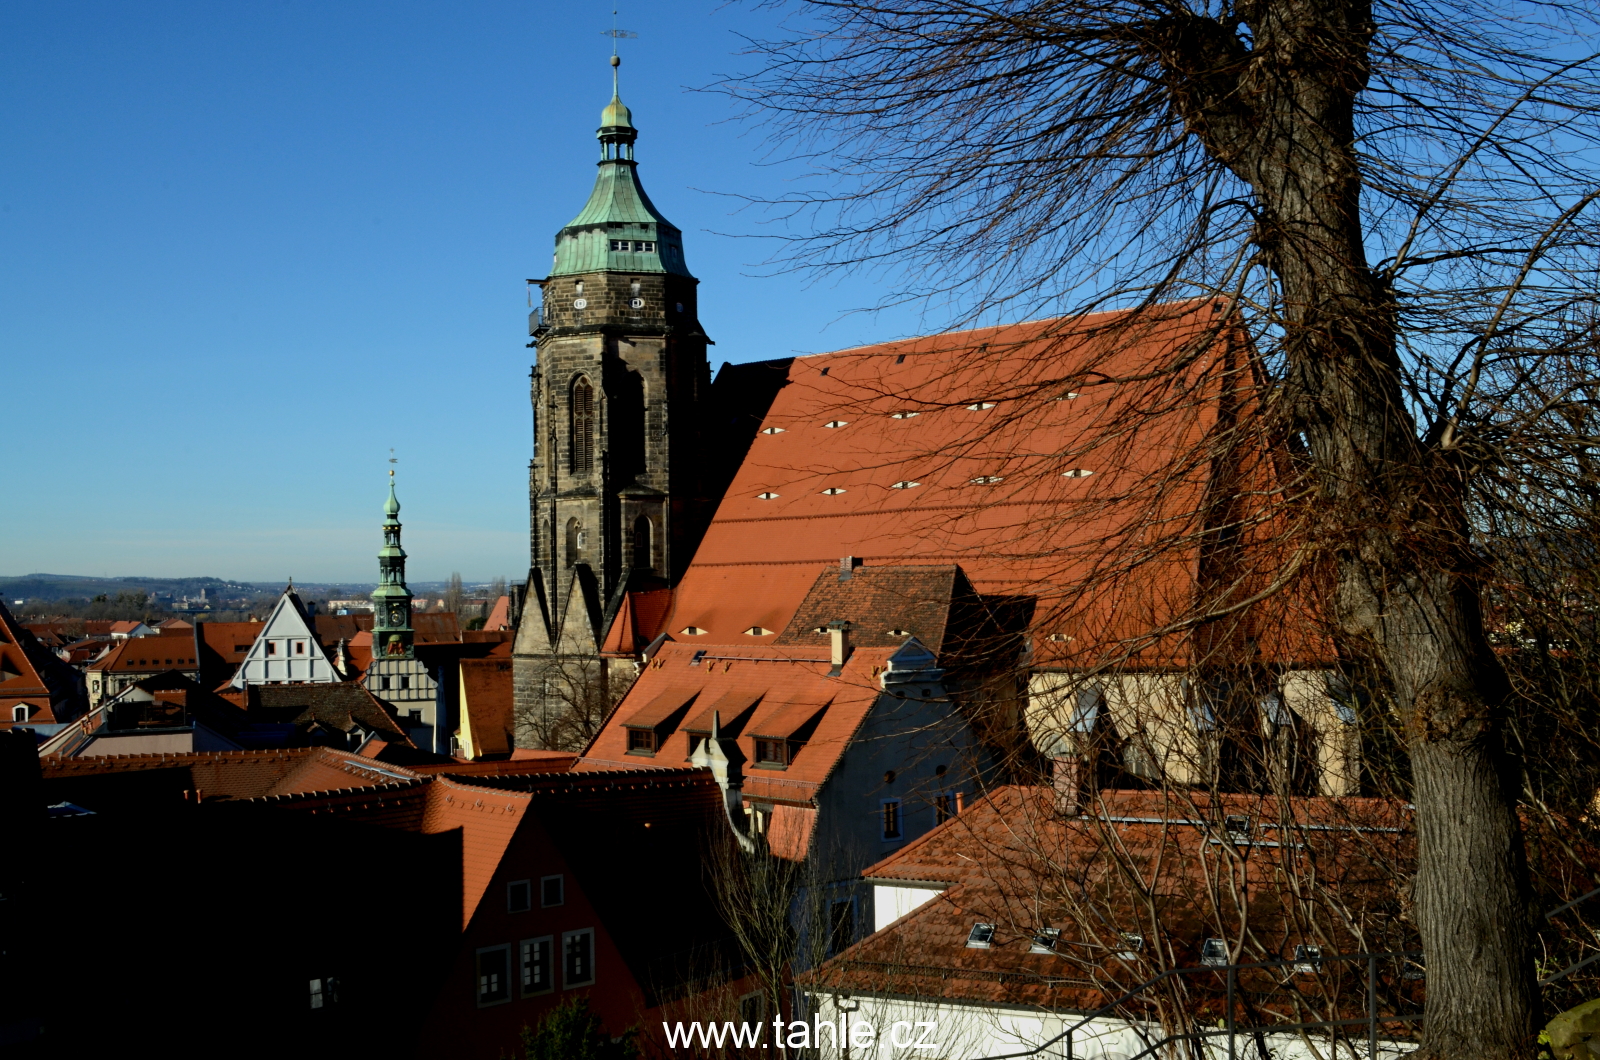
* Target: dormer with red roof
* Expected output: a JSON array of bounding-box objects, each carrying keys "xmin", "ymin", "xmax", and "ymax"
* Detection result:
[{"xmin": 0, "ymin": 600, "xmax": 88, "ymax": 731}]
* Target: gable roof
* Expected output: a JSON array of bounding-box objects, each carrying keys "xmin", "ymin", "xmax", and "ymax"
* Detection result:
[
  {"xmin": 611, "ymin": 304, "xmax": 1292, "ymax": 670},
  {"xmin": 0, "ymin": 600, "xmax": 86, "ymax": 725},
  {"xmin": 231, "ymin": 589, "xmax": 341, "ymax": 687}
]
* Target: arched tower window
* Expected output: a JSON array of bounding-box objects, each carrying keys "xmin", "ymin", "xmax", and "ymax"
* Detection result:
[
  {"xmin": 565, "ymin": 518, "xmax": 583, "ymax": 568},
  {"xmin": 632, "ymin": 515, "xmax": 653, "ymax": 570},
  {"xmin": 570, "ymin": 377, "xmax": 595, "ymax": 474}
]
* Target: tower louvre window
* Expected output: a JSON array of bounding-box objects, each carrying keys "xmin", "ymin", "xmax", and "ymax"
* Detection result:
[{"xmin": 571, "ymin": 377, "xmax": 595, "ymax": 474}]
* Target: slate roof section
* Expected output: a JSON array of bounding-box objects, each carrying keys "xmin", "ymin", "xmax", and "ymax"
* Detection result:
[
  {"xmin": 246, "ymin": 682, "xmax": 412, "ymax": 744},
  {"xmin": 773, "ymin": 565, "xmax": 964, "ymax": 651},
  {"xmin": 810, "ymin": 786, "xmax": 1416, "ymax": 1011}
]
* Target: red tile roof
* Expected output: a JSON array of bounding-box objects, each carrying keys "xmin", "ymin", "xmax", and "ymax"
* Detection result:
[
  {"xmin": 811, "ymin": 785, "xmax": 1417, "ymax": 1011},
  {"xmin": 87, "ymin": 630, "xmax": 200, "ymax": 673},
  {"xmin": 576, "ymin": 641, "xmax": 897, "ymax": 804},
  {"xmin": 39, "ymin": 747, "xmax": 423, "ymax": 800},
  {"xmin": 0, "ymin": 600, "xmax": 78, "ymax": 725},
  {"xmin": 608, "ymin": 304, "xmax": 1306, "ymax": 670},
  {"xmin": 459, "ymin": 657, "xmax": 514, "ymax": 758}
]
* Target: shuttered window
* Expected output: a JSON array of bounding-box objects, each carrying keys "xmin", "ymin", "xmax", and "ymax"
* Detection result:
[{"xmin": 571, "ymin": 378, "xmax": 595, "ymax": 474}]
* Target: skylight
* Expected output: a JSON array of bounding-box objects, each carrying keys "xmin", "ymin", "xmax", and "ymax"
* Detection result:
[
  {"xmin": 1293, "ymin": 944, "xmax": 1324, "ymax": 974},
  {"xmin": 1201, "ymin": 939, "xmax": 1230, "ymax": 967},
  {"xmin": 1029, "ymin": 928, "xmax": 1062, "ymax": 954},
  {"xmin": 821, "ymin": 487, "xmax": 847, "ymax": 495},
  {"xmin": 891, "ymin": 480, "xmax": 921, "ymax": 489},
  {"xmin": 1061, "ymin": 468, "xmax": 1095, "ymax": 478},
  {"xmin": 965, "ymin": 923, "xmax": 996, "ymax": 949},
  {"xmin": 1115, "ymin": 933, "xmax": 1145, "ymax": 960},
  {"xmin": 757, "ymin": 492, "xmax": 780, "ymax": 500}
]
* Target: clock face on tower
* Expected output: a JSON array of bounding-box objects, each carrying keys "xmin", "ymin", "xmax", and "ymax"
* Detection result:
[{"xmin": 390, "ymin": 604, "xmax": 405, "ymax": 626}]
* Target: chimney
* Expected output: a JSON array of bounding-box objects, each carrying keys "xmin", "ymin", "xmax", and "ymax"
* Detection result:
[
  {"xmin": 839, "ymin": 556, "xmax": 862, "ymax": 581},
  {"xmin": 1052, "ymin": 754, "xmax": 1085, "ymax": 816},
  {"xmin": 828, "ymin": 619, "xmax": 853, "ymax": 674}
]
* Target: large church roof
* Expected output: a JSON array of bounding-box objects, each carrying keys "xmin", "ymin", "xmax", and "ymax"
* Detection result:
[{"xmin": 603, "ymin": 301, "xmax": 1315, "ymax": 670}]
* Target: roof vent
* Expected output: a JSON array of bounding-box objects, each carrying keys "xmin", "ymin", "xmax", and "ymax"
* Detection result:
[
  {"xmin": 679, "ymin": 627, "xmax": 707, "ymax": 636},
  {"xmin": 1201, "ymin": 939, "xmax": 1230, "ymax": 967},
  {"xmin": 966, "ymin": 402, "xmax": 996, "ymax": 410},
  {"xmin": 890, "ymin": 411, "xmax": 920, "ymax": 419},
  {"xmin": 966, "ymin": 923, "xmax": 996, "ymax": 949},
  {"xmin": 743, "ymin": 627, "xmax": 774, "ymax": 636},
  {"xmin": 757, "ymin": 492, "xmax": 780, "ymax": 500},
  {"xmin": 1062, "ymin": 468, "xmax": 1095, "ymax": 478},
  {"xmin": 891, "ymin": 480, "xmax": 921, "ymax": 489},
  {"xmin": 823, "ymin": 420, "xmax": 849, "ymax": 428},
  {"xmin": 761, "ymin": 426, "xmax": 786, "ymax": 435},
  {"xmin": 822, "ymin": 487, "xmax": 847, "ymax": 495}
]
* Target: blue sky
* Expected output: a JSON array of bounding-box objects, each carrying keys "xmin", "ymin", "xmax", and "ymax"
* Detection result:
[{"xmin": 1, "ymin": 0, "xmax": 927, "ymax": 584}]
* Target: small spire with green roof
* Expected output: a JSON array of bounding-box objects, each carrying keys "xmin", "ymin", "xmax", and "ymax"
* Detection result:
[{"xmin": 371, "ymin": 467, "xmax": 414, "ymax": 659}]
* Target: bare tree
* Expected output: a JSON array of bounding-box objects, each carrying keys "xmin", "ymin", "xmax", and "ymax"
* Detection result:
[
  {"xmin": 727, "ymin": 3, "xmax": 1600, "ymax": 1056},
  {"xmin": 514, "ymin": 655, "xmax": 626, "ymax": 751},
  {"xmin": 444, "ymin": 571, "xmax": 465, "ymax": 618}
]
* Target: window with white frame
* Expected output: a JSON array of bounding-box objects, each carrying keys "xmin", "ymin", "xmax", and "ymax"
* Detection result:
[
  {"xmin": 563, "ymin": 929, "xmax": 595, "ymax": 988},
  {"xmin": 541, "ymin": 874, "xmax": 564, "ymax": 908},
  {"xmin": 476, "ymin": 945, "xmax": 512, "ymax": 1006},
  {"xmin": 507, "ymin": 879, "xmax": 532, "ymax": 913},
  {"xmin": 521, "ymin": 936, "xmax": 553, "ymax": 995}
]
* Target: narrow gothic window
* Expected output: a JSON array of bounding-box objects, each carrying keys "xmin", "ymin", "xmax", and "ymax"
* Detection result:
[
  {"xmin": 570, "ymin": 378, "xmax": 595, "ymax": 474},
  {"xmin": 632, "ymin": 515, "xmax": 652, "ymax": 569},
  {"xmin": 630, "ymin": 279, "xmax": 641, "ymax": 297}
]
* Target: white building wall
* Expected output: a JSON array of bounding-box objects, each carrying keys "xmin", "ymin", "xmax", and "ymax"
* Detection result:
[
  {"xmin": 873, "ymin": 883, "xmax": 943, "ymax": 933},
  {"xmin": 805, "ymin": 991, "xmax": 1417, "ymax": 1060}
]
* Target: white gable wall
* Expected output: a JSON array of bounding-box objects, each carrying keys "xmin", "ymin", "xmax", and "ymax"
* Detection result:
[{"xmin": 231, "ymin": 592, "xmax": 342, "ymax": 687}]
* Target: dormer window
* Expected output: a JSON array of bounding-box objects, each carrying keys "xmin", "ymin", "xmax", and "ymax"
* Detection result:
[
  {"xmin": 821, "ymin": 487, "xmax": 847, "ymax": 495},
  {"xmin": 757, "ymin": 492, "xmax": 780, "ymax": 500},
  {"xmin": 760, "ymin": 426, "xmax": 786, "ymax": 435},
  {"xmin": 890, "ymin": 411, "xmax": 920, "ymax": 419},
  {"xmin": 1030, "ymin": 928, "xmax": 1062, "ymax": 954},
  {"xmin": 966, "ymin": 923, "xmax": 996, "ymax": 949},
  {"xmin": 1062, "ymin": 468, "xmax": 1095, "ymax": 478},
  {"xmin": 823, "ymin": 420, "xmax": 849, "ymax": 428},
  {"xmin": 627, "ymin": 728, "xmax": 657, "ymax": 754},
  {"xmin": 966, "ymin": 402, "xmax": 997, "ymax": 410},
  {"xmin": 891, "ymin": 480, "xmax": 921, "ymax": 489}
]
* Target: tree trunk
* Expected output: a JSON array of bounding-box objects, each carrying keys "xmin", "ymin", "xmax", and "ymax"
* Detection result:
[{"xmin": 1150, "ymin": 0, "xmax": 1539, "ymax": 1054}]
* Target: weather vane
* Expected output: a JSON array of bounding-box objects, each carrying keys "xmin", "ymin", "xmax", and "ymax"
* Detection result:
[
  {"xmin": 389, "ymin": 448, "xmax": 397, "ymax": 478},
  {"xmin": 603, "ymin": 7, "xmax": 637, "ymax": 48}
]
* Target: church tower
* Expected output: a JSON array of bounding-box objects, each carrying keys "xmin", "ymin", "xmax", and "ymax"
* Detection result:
[
  {"xmin": 512, "ymin": 57, "xmax": 714, "ymax": 748},
  {"xmin": 371, "ymin": 472, "xmax": 414, "ymax": 659},
  {"xmin": 365, "ymin": 472, "xmax": 439, "ymax": 749}
]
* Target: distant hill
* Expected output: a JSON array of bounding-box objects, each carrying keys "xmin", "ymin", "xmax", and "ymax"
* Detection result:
[{"xmin": 0, "ymin": 574, "xmax": 372, "ymax": 603}]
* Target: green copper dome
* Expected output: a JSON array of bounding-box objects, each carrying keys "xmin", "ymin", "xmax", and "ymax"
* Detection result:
[
  {"xmin": 600, "ymin": 92, "xmax": 633, "ymax": 130},
  {"xmin": 548, "ymin": 63, "xmax": 693, "ymax": 279},
  {"xmin": 384, "ymin": 478, "xmax": 401, "ymax": 519}
]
